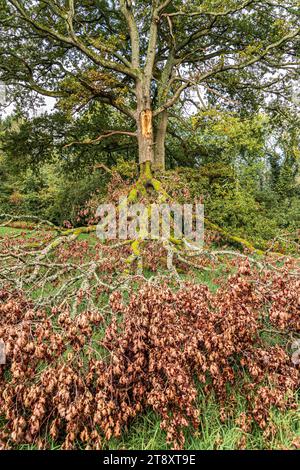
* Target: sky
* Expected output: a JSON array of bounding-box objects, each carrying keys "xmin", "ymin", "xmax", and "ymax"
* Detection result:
[{"xmin": 0, "ymin": 82, "xmax": 56, "ymax": 118}]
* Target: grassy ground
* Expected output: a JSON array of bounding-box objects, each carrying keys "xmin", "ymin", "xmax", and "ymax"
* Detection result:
[
  {"xmin": 0, "ymin": 226, "xmax": 25, "ymax": 236},
  {"xmin": 0, "ymin": 227, "xmax": 299, "ymax": 450},
  {"xmin": 108, "ymin": 398, "xmax": 300, "ymax": 450},
  {"xmin": 13, "ymin": 396, "xmax": 300, "ymax": 450}
]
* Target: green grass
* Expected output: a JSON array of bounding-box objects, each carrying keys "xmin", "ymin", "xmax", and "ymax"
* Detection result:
[
  {"xmin": 12, "ymin": 394, "xmax": 300, "ymax": 450},
  {"xmin": 104, "ymin": 388, "xmax": 299, "ymax": 451},
  {"xmin": 0, "ymin": 226, "xmax": 28, "ymax": 236}
]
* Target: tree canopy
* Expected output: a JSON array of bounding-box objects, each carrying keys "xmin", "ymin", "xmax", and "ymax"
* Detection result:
[{"xmin": 0, "ymin": 1, "xmax": 299, "ymax": 168}]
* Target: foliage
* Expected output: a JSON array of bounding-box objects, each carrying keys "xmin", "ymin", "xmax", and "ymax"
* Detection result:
[{"xmin": 0, "ymin": 0, "xmax": 299, "ymax": 169}]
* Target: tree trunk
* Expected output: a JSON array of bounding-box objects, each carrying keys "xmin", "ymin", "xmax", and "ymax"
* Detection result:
[
  {"xmin": 153, "ymin": 54, "xmax": 174, "ymax": 172},
  {"xmin": 154, "ymin": 110, "xmax": 168, "ymax": 170},
  {"xmin": 137, "ymin": 108, "xmax": 154, "ymax": 165},
  {"xmin": 136, "ymin": 80, "xmax": 154, "ymax": 176}
]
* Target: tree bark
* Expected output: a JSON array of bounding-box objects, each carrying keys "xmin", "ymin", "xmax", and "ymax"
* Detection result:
[
  {"xmin": 135, "ymin": 75, "xmax": 155, "ymax": 173},
  {"xmin": 153, "ymin": 52, "xmax": 174, "ymax": 171},
  {"xmin": 154, "ymin": 110, "xmax": 168, "ymax": 170},
  {"xmin": 137, "ymin": 108, "xmax": 154, "ymax": 165}
]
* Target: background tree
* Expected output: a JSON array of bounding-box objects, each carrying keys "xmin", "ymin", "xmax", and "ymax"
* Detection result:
[{"xmin": 0, "ymin": 0, "xmax": 299, "ymax": 174}]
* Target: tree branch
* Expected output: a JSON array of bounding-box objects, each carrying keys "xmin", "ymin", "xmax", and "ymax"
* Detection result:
[
  {"xmin": 183, "ymin": 27, "xmax": 300, "ymax": 90},
  {"xmin": 153, "ymin": 82, "xmax": 189, "ymax": 116},
  {"xmin": 64, "ymin": 130, "xmax": 137, "ymax": 148},
  {"xmin": 120, "ymin": 0, "xmax": 140, "ymax": 69},
  {"xmin": 163, "ymin": 1, "xmax": 255, "ymax": 18},
  {"xmin": 144, "ymin": 1, "xmax": 160, "ymax": 87},
  {"xmin": 8, "ymin": 0, "xmax": 137, "ymax": 79}
]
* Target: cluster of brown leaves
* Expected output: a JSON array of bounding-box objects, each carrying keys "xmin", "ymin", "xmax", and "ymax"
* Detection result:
[
  {"xmin": 263, "ymin": 271, "xmax": 300, "ymax": 331},
  {"xmin": 0, "ymin": 262, "xmax": 299, "ymax": 449}
]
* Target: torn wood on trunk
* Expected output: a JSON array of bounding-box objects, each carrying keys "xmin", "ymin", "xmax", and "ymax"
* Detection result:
[{"xmin": 140, "ymin": 109, "xmax": 153, "ymax": 138}]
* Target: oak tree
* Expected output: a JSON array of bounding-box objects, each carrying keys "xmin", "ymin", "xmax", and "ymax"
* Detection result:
[{"xmin": 0, "ymin": 1, "xmax": 299, "ymax": 173}]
